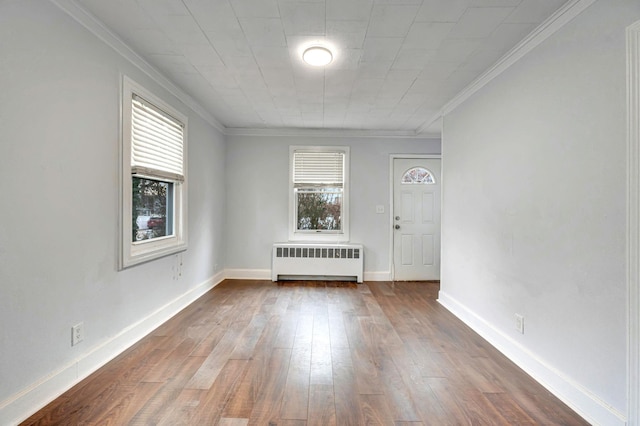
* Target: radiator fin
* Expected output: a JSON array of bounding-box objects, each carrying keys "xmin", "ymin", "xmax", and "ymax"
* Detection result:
[{"xmin": 275, "ymin": 247, "xmax": 360, "ymax": 259}]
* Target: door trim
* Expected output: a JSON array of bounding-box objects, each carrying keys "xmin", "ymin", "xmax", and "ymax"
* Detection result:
[
  {"xmin": 389, "ymin": 154, "xmax": 442, "ymax": 281},
  {"xmin": 627, "ymin": 19, "xmax": 640, "ymax": 426}
]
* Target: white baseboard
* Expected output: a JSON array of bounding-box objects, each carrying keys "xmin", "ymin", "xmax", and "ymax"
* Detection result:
[
  {"xmin": 0, "ymin": 272, "xmax": 224, "ymax": 426},
  {"xmin": 437, "ymin": 291, "xmax": 626, "ymax": 426},
  {"xmin": 364, "ymin": 271, "xmax": 391, "ymax": 281},
  {"xmin": 224, "ymin": 269, "xmax": 272, "ymax": 280}
]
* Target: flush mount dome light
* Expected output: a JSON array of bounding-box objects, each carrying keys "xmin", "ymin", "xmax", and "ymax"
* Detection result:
[{"xmin": 302, "ymin": 46, "xmax": 333, "ymax": 66}]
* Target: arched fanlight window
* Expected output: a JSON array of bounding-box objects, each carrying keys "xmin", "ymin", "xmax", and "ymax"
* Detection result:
[{"xmin": 401, "ymin": 167, "xmax": 435, "ymax": 184}]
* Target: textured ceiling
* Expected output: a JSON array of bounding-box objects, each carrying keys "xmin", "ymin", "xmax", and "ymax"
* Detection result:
[{"xmin": 76, "ymin": 0, "xmax": 568, "ymax": 134}]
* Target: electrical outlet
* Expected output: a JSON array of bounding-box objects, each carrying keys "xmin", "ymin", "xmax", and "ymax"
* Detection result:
[
  {"xmin": 72, "ymin": 322, "xmax": 84, "ymax": 346},
  {"xmin": 375, "ymin": 205, "xmax": 385, "ymax": 214},
  {"xmin": 515, "ymin": 314, "xmax": 524, "ymax": 334}
]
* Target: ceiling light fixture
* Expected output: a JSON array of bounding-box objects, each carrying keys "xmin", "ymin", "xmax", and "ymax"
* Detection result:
[{"xmin": 302, "ymin": 46, "xmax": 333, "ymax": 66}]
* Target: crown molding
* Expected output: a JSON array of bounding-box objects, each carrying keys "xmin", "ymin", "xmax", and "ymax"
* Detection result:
[
  {"xmin": 48, "ymin": 0, "xmax": 226, "ymax": 133},
  {"xmin": 416, "ymin": 0, "xmax": 597, "ymax": 134},
  {"xmin": 225, "ymin": 126, "xmax": 440, "ymax": 139}
]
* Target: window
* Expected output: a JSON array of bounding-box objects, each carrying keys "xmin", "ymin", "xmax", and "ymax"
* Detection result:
[
  {"xmin": 401, "ymin": 167, "xmax": 435, "ymax": 184},
  {"xmin": 289, "ymin": 146, "xmax": 349, "ymax": 241},
  {"xmin": 120, "ymin": 77, "xmax": 187, "ymax": 268}
]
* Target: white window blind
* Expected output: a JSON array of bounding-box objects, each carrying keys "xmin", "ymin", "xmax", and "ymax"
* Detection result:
[
  {"xmin": 293, "ymin": 151, "xmax": 344, "ymax": 186},
  {"xmin": 131, "ymin": 94, "xmax": 184, "ymax": 182}
]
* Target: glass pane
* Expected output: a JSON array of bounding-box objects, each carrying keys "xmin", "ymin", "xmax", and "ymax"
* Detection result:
[
  {"xmin": 132, "ymin": 177, "xmax": 174, "ymax": 242},
  {"xmin": 296, "ymin": 188, "xmax": 342, "ymax": 231},
  {"xmin": 401, "ymin": 167, "xmax": 435, "ymax": 184}
]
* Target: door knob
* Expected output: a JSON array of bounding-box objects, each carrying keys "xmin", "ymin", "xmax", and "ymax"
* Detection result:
[
  {"xmin": 395, "ymin": 224, "xmax": 400, "ymax": 229},
  {"xmin": 395, "ymin": 216, "xmax": 400, "ymax": 221}
]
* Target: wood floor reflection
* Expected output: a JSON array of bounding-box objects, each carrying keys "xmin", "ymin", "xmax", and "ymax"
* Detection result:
[{"xmin": 22, "ymin": 280, "xmax": 588, "ymax": 425}]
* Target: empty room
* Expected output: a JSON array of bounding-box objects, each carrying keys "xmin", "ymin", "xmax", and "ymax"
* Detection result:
[{"xmin": 1, "ymin": 0, "xmax": 639, "ymax": 424}]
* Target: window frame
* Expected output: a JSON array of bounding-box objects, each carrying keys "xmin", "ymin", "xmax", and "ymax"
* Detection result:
[
  {"xmin": 120, "ymin": 76, "xmax": 188, "ymax": 269},
  {"xmin": 401, "ymin": 167, "xmax": 436, "ymax": 184},
  {"xmin": 288, "ymin": 145, "xmax": 350, "ymax": 242}
]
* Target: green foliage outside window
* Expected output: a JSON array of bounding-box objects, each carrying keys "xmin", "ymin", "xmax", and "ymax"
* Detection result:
[{"xmin": 296, "ymin": 190, "xmax": 342, "ymax": 231}]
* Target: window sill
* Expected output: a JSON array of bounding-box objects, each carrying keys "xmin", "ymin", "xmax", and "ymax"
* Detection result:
[{"xmin": 121, "ymin": 239, "xmax": 187, "ymax": 269}]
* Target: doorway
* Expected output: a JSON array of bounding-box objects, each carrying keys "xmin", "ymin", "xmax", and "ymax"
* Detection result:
[{"xmin": 391, "ymin": 156, "xmax": 441, "ymax": 281}]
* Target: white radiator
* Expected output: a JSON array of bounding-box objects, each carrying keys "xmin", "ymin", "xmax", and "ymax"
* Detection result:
[{"xmin": 272, "ymin": 243, "xmax": 364, "ymax": 283}]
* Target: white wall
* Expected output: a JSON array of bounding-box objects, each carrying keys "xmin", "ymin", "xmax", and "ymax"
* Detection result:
[
  {"xmin": 225, "ymin": 134, "xmax": 440, "ymax": 278},
  {"xmin": 440, "ymin": 0, "xmax": 638, "ymax": 423},
  {"xmin": 0, "ymin": 1, "xmax": 226, "ymax": 423}
]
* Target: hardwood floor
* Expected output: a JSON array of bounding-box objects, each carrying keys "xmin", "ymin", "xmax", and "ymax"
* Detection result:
[{"xmin": 22, "ymin": 280, "xmax": 588, "ymax": 425}]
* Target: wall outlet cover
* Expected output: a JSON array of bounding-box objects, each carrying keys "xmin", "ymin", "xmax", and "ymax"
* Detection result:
[
  {"xmin": 72, "ymin": 322, "xmax": 84, "ymax": 346},
  {"xmin": 515, "ymin": 314, "xmax": 524, "ymax": 334}
]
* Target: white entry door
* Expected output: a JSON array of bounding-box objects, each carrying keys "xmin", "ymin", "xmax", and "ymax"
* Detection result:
[{"xmin": 392, "ymin": 158, "xmax": 441, "ymax": 281}]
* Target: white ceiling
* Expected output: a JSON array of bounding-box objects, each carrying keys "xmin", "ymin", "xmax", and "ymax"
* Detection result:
[{"xmin": 76, "ymin": 0, "xmax": 569, "ymax": 135}]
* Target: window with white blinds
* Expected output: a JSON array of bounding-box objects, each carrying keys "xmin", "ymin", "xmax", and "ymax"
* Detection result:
[
  {"xmin": 289, "ymin": 146, "xmax": 350, "ymax": 241},
  {"xmin": 120, "ymin": 76, "xmax": 188, "ymax": 269},
  {"xmin": 293, "ymin": 151, "xmax": 344, "ymax": 187},
  {"xmin": 131, "ymin": 94, "xmax": 184, "ymax": 182}
]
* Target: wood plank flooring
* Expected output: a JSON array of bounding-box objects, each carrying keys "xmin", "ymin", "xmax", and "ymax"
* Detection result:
[{"xmin": 21, "ymin": 280, "xmax": 588, "ymax": 425}]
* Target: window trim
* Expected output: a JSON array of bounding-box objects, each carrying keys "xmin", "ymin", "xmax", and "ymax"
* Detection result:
[
  {"xmin": 119, "ymin": 76, "xmax": 188, "ymax": 269},
  {"xmin": 288, "ymin": 145, "xmax": 349, "ymax": 242}
]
